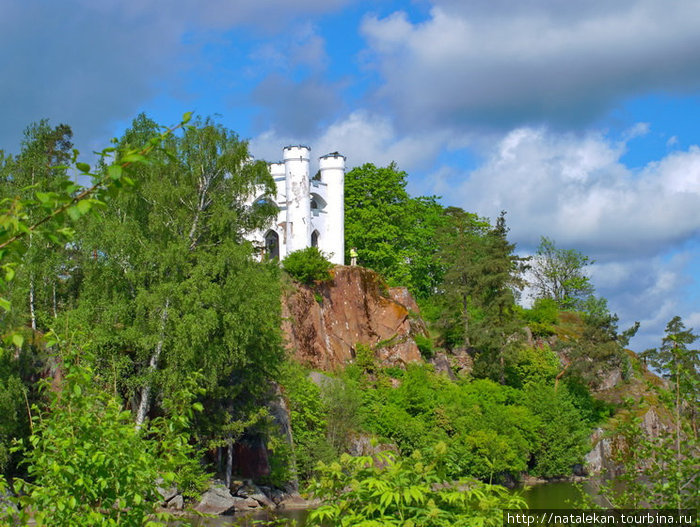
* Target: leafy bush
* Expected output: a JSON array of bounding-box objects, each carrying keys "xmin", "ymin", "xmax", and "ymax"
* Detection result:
[
  {"xmin": 1, "ymin": 345, "xmax": 205, "ymax": 526},
  {"xmin": 521, "ymin": 382, "xmax": 590, "ymax": 477},
  {"xmin": 524, "ymin": 297, "xmax": 559, "ymax": 336},
  {"xmin": 357, "ymin": 364, "xmax": 593, "ymax": 481},
  {"xmin": 282, "ymin": 247, "xmax": 334, "ymax": 285},
  {"xmin": 307, "ymin": 443, "xmax": 526, "ymax": 527},
  {"xmin": 354, "ymin": 343, "xmax": 378, "ymax": 374},
  {"xmin": 508, "ymin": 344, "xmax": 560, "ymax": 388}
]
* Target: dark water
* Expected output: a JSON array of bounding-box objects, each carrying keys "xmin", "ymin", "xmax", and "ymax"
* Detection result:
[
  {"xmin": 181, "ymin": 481, "xmax": 597, "ymax": 526},
  {"xmin": 520, "ymin": 480, "xmax": 598, "ymax": 509},
  {"xmin": 179, "ymin": 508, "xmax": 309, "ymax": 526}
]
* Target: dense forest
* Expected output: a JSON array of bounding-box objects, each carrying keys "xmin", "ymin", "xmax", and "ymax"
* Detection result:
[{"xmin": 0, "ymin": 115, "xmax": 697, "ymax": 525}]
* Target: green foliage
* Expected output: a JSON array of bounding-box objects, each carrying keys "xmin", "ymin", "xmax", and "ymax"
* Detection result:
[
  {"xmin": 2, "ymin": 344, "xmax": 203, "ymax": 526},
  {"xmin": 562, "ymin": 378, "xmax": 615, "ymax": 425},
  {"xmin": 69, "ymin": 114, "xmax": 284, "ymax": 452},
  {"xmin": 531, "ymin": 236, "xmax": 594, "ymax": 310},
  {"xmin": 413, "ymin": 333, "xmax": 435, "ymax": 360},
  {"xmin": 523, "ymin": 298, "xmax": 559, "ymax": 336},
  {"xmin": 0, "ymin": 365, "xmax": 27, "ymax": 475},
  {"xmin": 607, "ymin": 317, "xmax": 700, "ymax": 510},
  {"xmin": 282, "ymin": 247, "xmax": 334, "ymax": 285},
  {"xmin": 435, "ymin": 210, "xmax": 528, "ymax": 383},
  {"xmin": 344, "ymin": 163, "xmax": 445, "ymax": 297},
  {"xmin": 278, "ymin": 362, "xmax": 335, "ymax": 481},
  {"xmin": 521, "ymin": 383, "xmax": 591, "ymax": 477},
  {"xmin": 597, "ymin": 402, "xmax": 699, "ymax": 510},
  {"xmin": 320, "ymin": 372, "xmax": 362, "ymax": 454},
  {"xmin": 0, "ymin": 114, "xmax": 190, "ymax": 486},
  {"xmin": 355, "ymin": 343, "xmax": 377, "ymax": 374},
  {"xmin": 557, "ymin": 303, "xmax": 639, "ymax": 389},
  {"xmin": 358, "ymin": 364, "xmax": 592, "ymax": 480},
  {"xmin": 640, "ymin": 316, "xmax": 698, "ymax": 421},
  {"xmin": 306, "ymin": 443, "xmax": 526, "ymax": 527},
  {"xmin": 508, "ymin": 344, "xmax": 560, "ymax": 388}
]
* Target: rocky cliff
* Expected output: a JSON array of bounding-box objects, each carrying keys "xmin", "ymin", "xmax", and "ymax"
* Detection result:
[{"xmin": 281, "ymin": 266, "xmax": 425, "ymax": 370}]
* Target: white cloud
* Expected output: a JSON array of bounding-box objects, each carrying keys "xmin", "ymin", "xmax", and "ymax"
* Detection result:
[
  {"xmin": 360, "ymin": 1, "xmax": 700, "ymax": 132},
  {"xmin": 455, "ymin": 127, "xmax": 700, "ymax": 256},
  {"xmin": 443, "ymin": 126, "xmax": 700, "ymax": 352},
  {"xmin": 250, "ymin": 111, "xmax": 447, "ymax": 174}
]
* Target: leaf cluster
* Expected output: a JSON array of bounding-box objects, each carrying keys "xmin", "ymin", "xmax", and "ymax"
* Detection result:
[{"xmin": 306, "ymin": 443, "xmax": 526, "ymax": 527}]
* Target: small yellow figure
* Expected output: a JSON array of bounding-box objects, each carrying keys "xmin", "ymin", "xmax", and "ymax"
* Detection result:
[{"xmin": 350, "ymin": 247, "xmax": 358, "ymax": 266}]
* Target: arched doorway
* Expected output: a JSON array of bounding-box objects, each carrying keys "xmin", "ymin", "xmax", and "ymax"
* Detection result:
[
  {"xmin": 264, "ymin": 230, "xmax": 280, "ymax": 260},
  {"xmin": 311, "ymin": 229, "xmax": 320, "ymax": 248}
]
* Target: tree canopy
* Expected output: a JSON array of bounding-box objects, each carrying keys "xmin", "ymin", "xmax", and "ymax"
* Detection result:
[
  {"xmin": 530, "ymin": 236, "xmax": 594, "ymax": 309},
  {"xmin": 344, "ymin": 162, "xmax": 445, "ymax": 298}
]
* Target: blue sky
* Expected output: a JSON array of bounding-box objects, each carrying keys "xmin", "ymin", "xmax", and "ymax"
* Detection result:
[{"xmin": 1, "ymin": 0, "xmax": 699, "ymax": 351}]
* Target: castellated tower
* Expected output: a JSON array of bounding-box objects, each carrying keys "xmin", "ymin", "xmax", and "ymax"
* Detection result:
[
  {"xmin": 319, "ymin": 152, "xmax": 345, "ymax": 265},
  {"xmin": 246, "ymin": 146, "xmax": 346, "ymax": 265},
  {"xmin": 283, "ymin": 146, "xmax": 311, "ymax": 255}
]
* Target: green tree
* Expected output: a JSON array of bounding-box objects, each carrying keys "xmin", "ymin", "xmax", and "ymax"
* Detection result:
[
  {"xmin": 69, "ymin": 115, "xmax": 284, "ymax": 484},
  {"xmin": 2, "ymin": 121, "xmax": 75, "ymax": 332},
  {"xmin": 637, "ymin": 317, "xmax": 699, "ymax": 509},
  {"xmin": 641, "ymin": 316, "xmax": 699, "ymax": 435},
  {"xmin": 433, "ymin": 207, "xmax": 490, "ymax": 350},
  {"xmin": 344, "ymin": 162, "xmax": 445, "ymax": 297},
  {"xmin": 554, "ymin": 302, "xmax": 638, "ymax": 391},
  {"xmin": 435, "ymin": 210, "xmax": 527, "ymax": 383},
  {"xmin": 0, "ymin": 113, "xmax": 192, "ymax": 516},
  {"xmin": 522, "ymin": 383, "xmax": 589, "ymax": 477},
  {"xmin": 530, "ymin": 236, "xmax": 594, "ymax": 310}
]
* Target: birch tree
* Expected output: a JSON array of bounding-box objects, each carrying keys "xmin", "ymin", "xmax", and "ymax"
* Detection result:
[{"xmin": 71, "ymin": 115, "xmax": 283, "ymax": 478}]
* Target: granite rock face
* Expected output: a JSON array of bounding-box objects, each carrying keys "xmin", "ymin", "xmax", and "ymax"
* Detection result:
[{"xmin": 282, "ymin": 266, "xmax": 425, "ymax": 370}]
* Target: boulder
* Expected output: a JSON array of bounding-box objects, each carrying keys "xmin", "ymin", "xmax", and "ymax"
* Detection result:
[
  {"xmin": 166, "ymin": 494, "xmax": 184, "ymax": 510},
  {"xmin": 155, "ymin": 478, "xmax": 178, "ymax": 503},
  {"xmin": 236, "ymin": 483, "xmax": 276, "ymax": 509},
  {"xmin": 194, "ymin": 482, "xmax": 260, "ymax": 515},
  {"xmin": 584, "ymin": 428, "xmax": 616, "ymax": 476},
  {"xmin": 430, "ymin": 352, "xmax": 456, "ymax": 380}
]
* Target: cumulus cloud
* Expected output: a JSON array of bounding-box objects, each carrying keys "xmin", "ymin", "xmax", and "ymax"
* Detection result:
[
  {"xmin": 443, "ymin": 127, "xmax": 700, "ymax": 351},
  {"xmin": 591, "ymin": 253, "xmax": 699, "ymax": 351},
  {"xmin": 454, "ymin": 127, "xmax": 700, "ymax": 256},
  {"xmin": 360, "ymin": 0, "xmax": 700, "ymax": 132},
  {"xmin": 250, "ymin": 111, "xmax": 447, "ymax": 175}
]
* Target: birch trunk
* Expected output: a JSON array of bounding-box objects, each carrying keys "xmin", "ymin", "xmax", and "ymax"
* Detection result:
[
  {"xmin": 135, "ymin": 299, "xmax": 170, "ymax": 428},
  {"xmin": 225, "ymin": 440, "xmax": 233, "ymax": 488},
  {"xmin": 29, "ymin": 276, "xmax": 36, "ymax": 331},
  {"xmin": 52, "ymin": 282, "xmax": 58, "ymax": 319}
]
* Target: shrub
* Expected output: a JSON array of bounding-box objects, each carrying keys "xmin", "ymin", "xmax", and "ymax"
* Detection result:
[
  {"xmin": 0, "ymin": 346, "xmax": 202, "ymax": 527},
  {"xmin": 524, "ymin": 297, "xmax": 559, "ymax": 336},
  {"xmin": 306, "ymin": 443, "xmax": 526, "ymax": 527},
  {"xmin": 282, "ymin": 247, "xmax": 334, "ymax": 285}
]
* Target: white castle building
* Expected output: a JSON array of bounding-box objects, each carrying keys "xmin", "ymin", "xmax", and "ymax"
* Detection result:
[{"xmin": 247, "ymin": 146, "xmax": 346, "ymax": 265}]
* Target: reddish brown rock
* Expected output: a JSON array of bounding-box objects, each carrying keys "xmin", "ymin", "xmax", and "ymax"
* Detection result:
[{"xmin": 282, "ymin": 266, "xmax": 424, "ymax": 370}]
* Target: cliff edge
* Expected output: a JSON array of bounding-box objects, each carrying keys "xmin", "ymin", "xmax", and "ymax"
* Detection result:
[{"xmin": 282, "ymin": 266, "xmax": 425, "ymax": 370}]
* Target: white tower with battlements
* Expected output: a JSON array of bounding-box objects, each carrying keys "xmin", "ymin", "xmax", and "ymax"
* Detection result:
[{"xmin": 246, "ymin": 146, "xmax": 346, "ymax": 265}]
